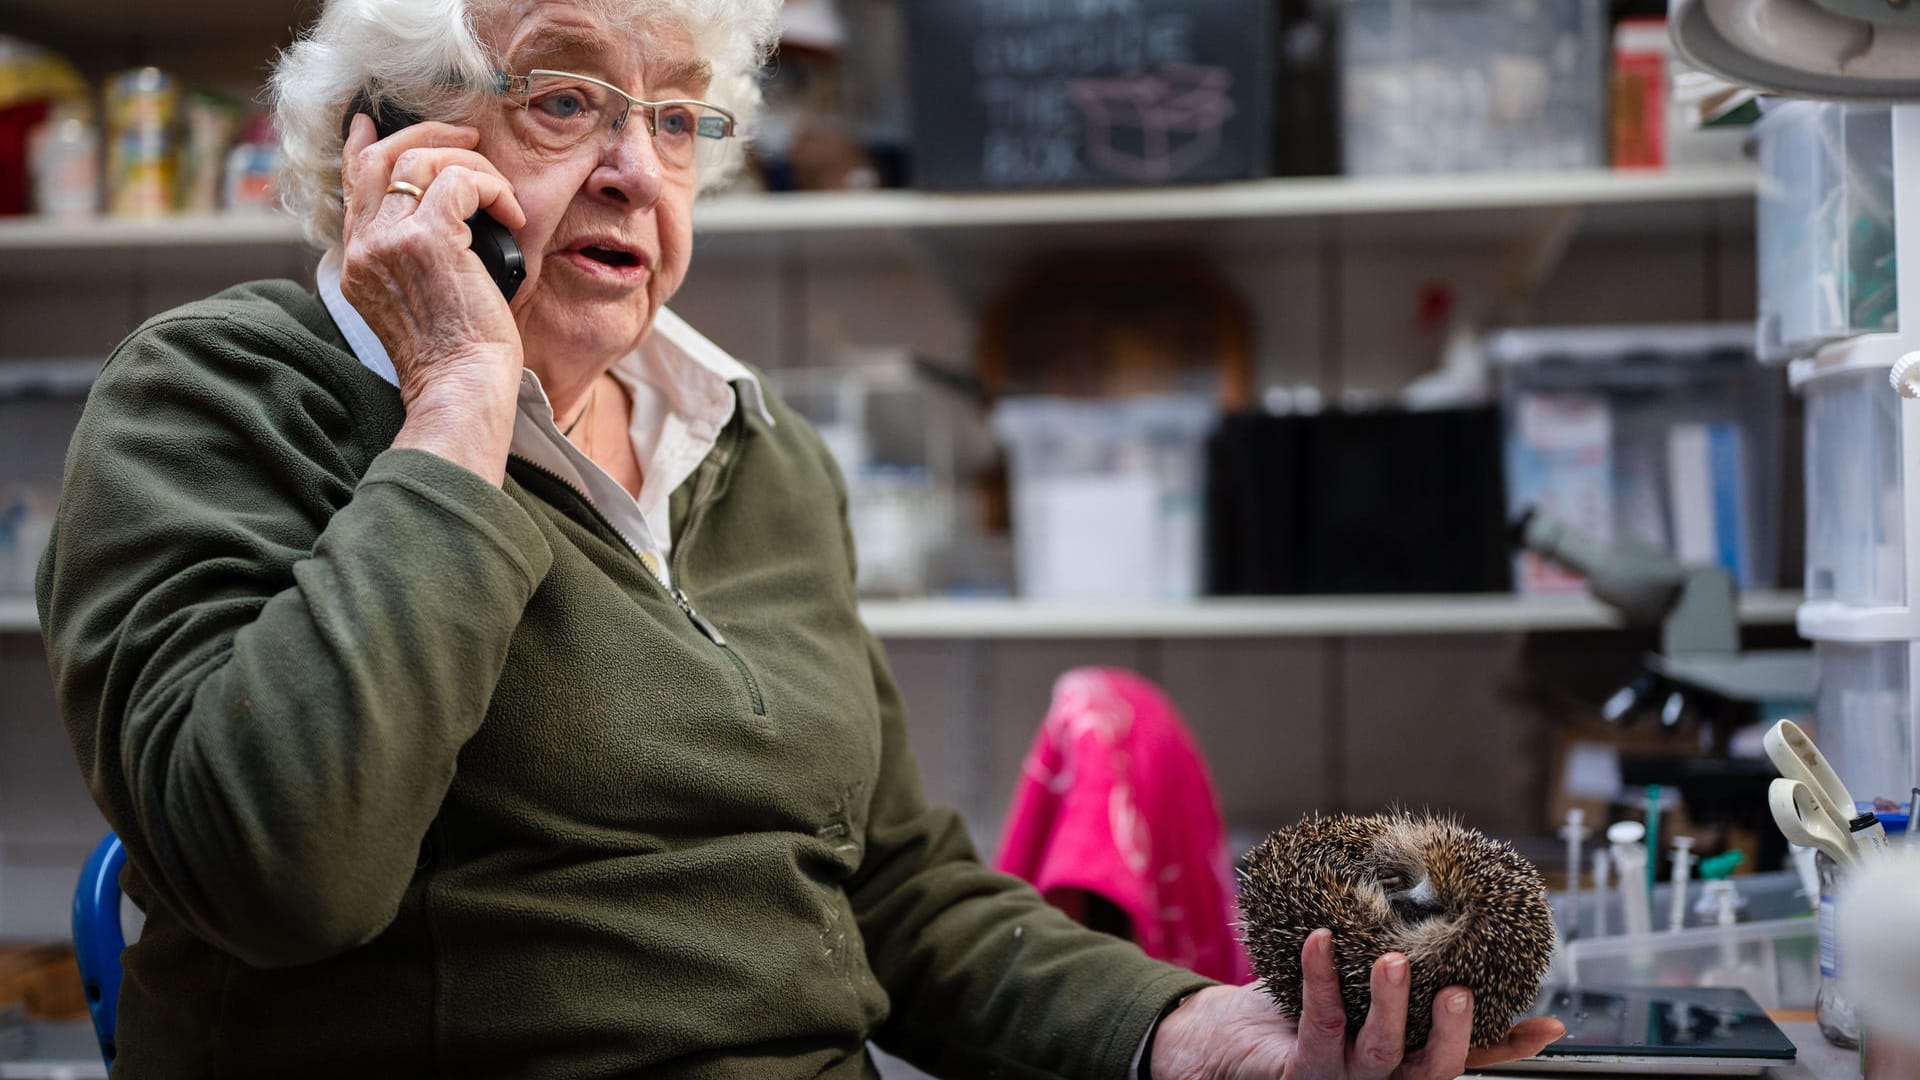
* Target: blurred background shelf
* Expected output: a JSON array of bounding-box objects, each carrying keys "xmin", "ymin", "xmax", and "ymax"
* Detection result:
[
  {"xmin": 0, "ymin": 211, "xmax": 302, "ymax": 250},
  {"xmin": 3, "ymin": 0, "xmax": 307, "ymax": 43},
  {"xmin": 696, "ymin": 167, "xmax": 1757, "ymax": 234},
  {"xmin": 0, "ymin": 590, "xmax": 1802, "ymax": 638},
  {"xmin": 854, "ymin": 590, "xmax": 1804, "ymax": 638},
  {"xmin": 0, "ymin": 166, "xmax": 1757, "ymax": 256},
  {"xmin": 1, "ymin": 596, "xmax": 36, "ymax": 630}
]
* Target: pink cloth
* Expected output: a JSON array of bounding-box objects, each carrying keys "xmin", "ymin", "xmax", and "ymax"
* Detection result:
[{"xmin": 994, "ymin": 667, "xmax": 1252, "ymax": 984}]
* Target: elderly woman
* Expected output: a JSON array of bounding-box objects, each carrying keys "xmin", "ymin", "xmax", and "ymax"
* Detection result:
[{"xmin": 36, "ymin": 1, "xmax": 1559, "ymax": 1077}]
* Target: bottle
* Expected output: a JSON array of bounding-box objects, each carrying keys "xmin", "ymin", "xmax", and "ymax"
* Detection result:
[
  {"xmin": 28, "ymin": 101, "xmax": 99, "ymax": 220},
  {"xmin": 1817, "ymin": 805, "xmax": 1910, "ymax": 1049},
  {"xmin": 222, "ymin": 115, "xmax": 280, "ymax": 214},
  {"xmin": 1815, "ymin": 847, "xmax": 1859, "ymax": 1049}
]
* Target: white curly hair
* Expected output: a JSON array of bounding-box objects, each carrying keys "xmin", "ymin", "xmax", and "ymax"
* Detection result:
[{"xmin": 270, "ymin": 0, "xmax": 782, "ymax": 248}]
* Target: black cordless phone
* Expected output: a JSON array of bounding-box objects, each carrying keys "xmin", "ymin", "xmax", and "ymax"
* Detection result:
[{"xmin": 341, "ymin": 90, "xmax": 526, "ymax": 301}]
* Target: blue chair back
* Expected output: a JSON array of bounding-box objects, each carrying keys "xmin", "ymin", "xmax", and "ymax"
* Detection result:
[{"xmin": 72, "ymin": 833, "xmax": 127, "ymax": 1072}]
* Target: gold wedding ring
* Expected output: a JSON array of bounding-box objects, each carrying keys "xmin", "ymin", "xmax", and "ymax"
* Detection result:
[{"xmin": 385, "ymin": 180, "xmax": 426, "ymax": 200}]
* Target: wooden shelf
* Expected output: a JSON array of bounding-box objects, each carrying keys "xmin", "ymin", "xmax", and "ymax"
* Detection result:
[
  {"xmin": 1, "ymin": 590, "xmax": 1803, "ymax": 639},
  {"xmin": 0, "ymin": 167, "xmax": 1756, "ymax": 254}
]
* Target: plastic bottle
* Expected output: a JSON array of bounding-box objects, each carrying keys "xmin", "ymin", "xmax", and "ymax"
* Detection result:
[{"xmin": 28, "ymin": 101, "xmax": 98, "ymax": 220}]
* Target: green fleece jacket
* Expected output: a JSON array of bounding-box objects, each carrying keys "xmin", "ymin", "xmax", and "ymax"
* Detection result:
[{"xmin": 35, "ymin": 280, "xmax": 1214, "ymax": 1079}]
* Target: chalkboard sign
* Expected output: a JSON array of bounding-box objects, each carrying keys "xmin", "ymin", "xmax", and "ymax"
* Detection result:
[{"xmin": 905, "ymin": 0, "xmax": 1275, "ymax": 190}]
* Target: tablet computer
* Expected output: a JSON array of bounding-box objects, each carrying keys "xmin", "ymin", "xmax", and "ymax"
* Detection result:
[{"xmin": 1488, "ymin": 986, "xmax": 1798, "ymax": 1076}]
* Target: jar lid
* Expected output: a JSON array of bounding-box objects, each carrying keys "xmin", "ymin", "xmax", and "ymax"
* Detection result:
[{"xmin": 1857, "ymin": 803, "xmax": 1910, "ymax": 835}]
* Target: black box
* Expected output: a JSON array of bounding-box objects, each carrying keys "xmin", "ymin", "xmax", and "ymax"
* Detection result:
[
  {"xmin": 1207, "ymin": 408, "xmax": 1512, "ymax": 595},
  {"xmin": 904, "ymin": 0, "xmax": 1276, "ymax": 190}
]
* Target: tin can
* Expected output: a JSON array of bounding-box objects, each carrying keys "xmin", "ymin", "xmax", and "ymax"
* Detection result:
[{"xmin": 104, "ymin": 67, "xmax": 180, "ymax": 216}]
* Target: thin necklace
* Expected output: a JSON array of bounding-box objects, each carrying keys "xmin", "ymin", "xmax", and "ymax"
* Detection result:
[
  {"xmin": 561, "ymin": 381, "xmax": 599, "ymax": 440},
  {"xmin": 584, "ymin": 385, "xmax": 597, "ymax": 460}
]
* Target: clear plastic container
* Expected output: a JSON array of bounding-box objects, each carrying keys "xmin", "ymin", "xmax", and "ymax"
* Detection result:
[
  {"xmin": 1756, "ymin": 102, "xmax": 1899, "ymax": 363},
  {"xmin": 990, "ymin": 395, "xmax": 1216, "ymax": 603},
  {"xmin": 767, "ymin": 354, "xmax": 994, "ymax": 597},
  {"xmin": 1490, "ymin": 325, "xmax": 1783, "ymax": 593},
  {"xmin": 1553, "ymin": 869, "xmax": 1814, "ymax": 936},
  {"xmin": 0, "ymin": 360, "xmax": 94, "ymax": 597},
  {"xmin": 1339, "ymin": 0, "xmax": 1605, "ymax": 176},
  {"xmin": 1545, "ymin": 915, "xmax": 1818, "ymax": 1011},
  {"xmin": 1812, "ymin": 641, "xmax": 1912, "ymax": 810},
  {"xmin": 1803, "ymin": 365, "xmax": 1906, "ymax": 607}
]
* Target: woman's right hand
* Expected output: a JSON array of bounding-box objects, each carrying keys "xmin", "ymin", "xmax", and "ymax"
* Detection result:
[{"xmin": 338, "ymin": 112, "xmax": 529, "ymax": 484}]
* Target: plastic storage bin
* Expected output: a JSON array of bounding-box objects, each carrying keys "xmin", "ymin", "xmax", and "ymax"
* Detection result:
[
  {"xmin": 1813, "ymin": 641, "xmax": 1913, "ymax": 810},
  {"xmin": 766, "ymin": 354, "xmax": 995, "ymax": 597},
  {"xmin": 1546, "ymin": 916, "xmax": 1818, "ymax": 1011},
  {"xmin": 1340, "ymin": 0, "xmax": 1605, "ymax": 176},
  {"xmin": 1490, "ymin": 325, "xmax": 1783, "ymax": 594},
  {"xmin": 0, "ymin": 360, "xmax": 93, "ymax": 597},
  {"xmin": 1803, "ymin": 364, "xmax": 1905, "ymax": 607},
  {"xmin": 1547, "ymin": 873, "xmax": 1818, "ymax": 1011},
  {"xmin": 1756, "ymin": 102, "xmax": 1899, "ymax": 363},
  {"xmin": 992, "ymin": 396, "xmax": 1215, "ymax": 603}
]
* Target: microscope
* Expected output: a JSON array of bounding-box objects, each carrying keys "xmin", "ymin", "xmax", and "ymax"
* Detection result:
[{"xmin": 1513, "ymin": 509, "xmax": 1813, "ymax": 865}]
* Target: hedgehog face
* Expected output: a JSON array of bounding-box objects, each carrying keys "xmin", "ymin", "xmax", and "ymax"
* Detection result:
[
  {"xmin": 1377, "ymin": 867, "xmax": 1443, "ymax": 921},
  {"xmin": 1239, "ymin": 812, "xmax": 1557, "ymax": 1050},
  {"xmin": 1363, "ymin": 818, "xmax": 1475, "ymax": 940}
]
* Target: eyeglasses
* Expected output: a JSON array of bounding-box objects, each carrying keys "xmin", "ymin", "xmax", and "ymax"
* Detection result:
[{"xmin": 492, "ymin": 69, "xmax": 737, "ymax": 171}]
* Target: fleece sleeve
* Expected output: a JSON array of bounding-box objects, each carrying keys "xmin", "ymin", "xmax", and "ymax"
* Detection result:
[{"xmin": 35, "ymin": 313, "xmax": 553, "ymax": 969}]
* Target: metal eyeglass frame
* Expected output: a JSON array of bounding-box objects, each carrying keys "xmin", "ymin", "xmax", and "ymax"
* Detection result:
[{"xmin": 491, "ymin": 69, "xmax": 737, "ymax": 151}]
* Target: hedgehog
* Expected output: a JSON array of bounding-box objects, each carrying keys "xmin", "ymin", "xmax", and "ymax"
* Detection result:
[{"xmin": 1238, "ymin": 811, "xmax": 1557, "ymax": 1050}]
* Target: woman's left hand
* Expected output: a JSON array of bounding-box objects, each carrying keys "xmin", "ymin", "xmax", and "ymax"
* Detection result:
[{"xmin": 1149, "ymin": 929, "xmax": 1566, "ymax": 1079}]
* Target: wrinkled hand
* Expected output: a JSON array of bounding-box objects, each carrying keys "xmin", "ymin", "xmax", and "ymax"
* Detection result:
[
  {"xmin": 338, "ymin": 112, "xmax": 530, "ymax": 482},
  {"xmin": 1150, "ymin": 929, "xmax": 1565, "ymax": 1079}
]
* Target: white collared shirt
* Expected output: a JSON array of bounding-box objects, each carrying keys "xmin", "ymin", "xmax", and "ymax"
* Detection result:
[{"xmin": 316, "ymin": 250, "xmax": 772, "ymax": 590}]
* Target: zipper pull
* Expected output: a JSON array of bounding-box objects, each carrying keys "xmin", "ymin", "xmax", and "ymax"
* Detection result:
[{"xmin": 672, "ymin": 586, "xmax": 727, "ymax": 646}]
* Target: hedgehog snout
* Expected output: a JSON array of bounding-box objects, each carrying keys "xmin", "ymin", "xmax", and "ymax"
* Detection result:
[{"xmin": 1384, "ymin": 873, "xmax": 1446, "ymax": 922}]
